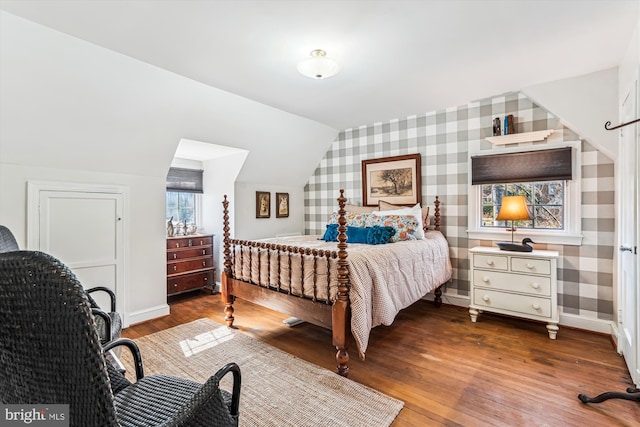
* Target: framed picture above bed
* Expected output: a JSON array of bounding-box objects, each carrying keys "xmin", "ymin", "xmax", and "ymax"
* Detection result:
[
  {"xmin": 361, "ymin": 153, "xmax": 422, "ymax": 206},
  {"xmin": 256, "ymin": 191, "xmax": 270, "ymax": 218}
]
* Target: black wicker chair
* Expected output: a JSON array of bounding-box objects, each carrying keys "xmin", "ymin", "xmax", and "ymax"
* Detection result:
[
  {"xmin": 0, "ymin": 225, "xmax": 121, "ymax": 344},
  {"xmin": 0, "ymin": 250, "xmax": 241, "ymax": 427}
]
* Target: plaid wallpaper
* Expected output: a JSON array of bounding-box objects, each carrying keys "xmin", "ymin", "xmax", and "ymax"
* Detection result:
[{"xmin": 304, "ymin": 92, "xmax": 615, "ymax": 321}]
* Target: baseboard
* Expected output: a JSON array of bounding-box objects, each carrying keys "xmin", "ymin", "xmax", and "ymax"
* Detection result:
[
  {"xmin": 422, "ymin": 293, "xmax": 616, "ymax": 338},
  {"xmin": 422, "ymin": 293, "xmax": 470, "ymax": 307},
  {"xmin": 558, "ymin": 312, "xmax": 615, "ymax": 335},
  {"xmin": 124, "ymin": 304, "xmax": 170, "ymax": 328}
]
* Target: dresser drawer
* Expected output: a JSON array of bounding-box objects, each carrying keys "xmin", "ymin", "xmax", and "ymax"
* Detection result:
[
  {"xmin": 167, "ymin": 246, "xmax": 212, "ymax": 261},
  {"xmin": 167, "ymin": 271, "xmax": 213, "ymax": 295},
  {"xmin": 473, "ymin": 270, "xmax": 551, "ymax": 296},
  {"xmin": 167, "ymin": 236, "xmax": 213, "ymax": 249},
  {"xmin": 511, "ymin": 257, "xmax": 551, "ymax": 275},
  {"xmin": 473, "ymin": 289, "xmax": 552, "ymax": 318},
  {"xmin": 473, "ymin": 253, "xmax": 508, "ymax": 270},
  {"xmin": 167, "ymin": 257, "xmax": 214, "ymax": 275}
]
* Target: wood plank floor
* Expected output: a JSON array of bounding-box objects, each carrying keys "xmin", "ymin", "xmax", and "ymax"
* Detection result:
[{"xmin": 123, "ymin": 291, "xmax": 640, "ymax": 426}]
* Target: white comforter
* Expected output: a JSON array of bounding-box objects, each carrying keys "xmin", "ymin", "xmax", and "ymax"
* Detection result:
[{"xmin": 232, "ymin": 230, "xmax": 452, "ymax": 358}]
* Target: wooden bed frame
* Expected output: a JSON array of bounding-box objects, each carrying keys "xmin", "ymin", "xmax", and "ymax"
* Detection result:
[{"xmin": 221, "ymin": 189, "xmax": 443, "ymax": 377}]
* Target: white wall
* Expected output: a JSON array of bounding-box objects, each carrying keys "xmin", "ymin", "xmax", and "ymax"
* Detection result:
[
  {"xmin": 0, "ymin": 163, "xmax": 169, "ymax": 326},
  {"xmin": 0, "ymin": 11, "xmax": 337, "ymax": 326},
  {"xmin": 523, "ymin": 67, "xmax": 619, "ymax": 160},
  {"xmin": 234, "ymin": 182, "xmax": 305, "ymax": 240}
]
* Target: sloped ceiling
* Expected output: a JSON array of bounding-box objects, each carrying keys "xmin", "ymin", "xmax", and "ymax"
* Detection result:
[
  {"xmin": 1, "ymin": 1, "xmax": 638, "ymax": 185},
  {"xmin": 1, "ymin": 0, "xmax": 637, "ymax": 130}
]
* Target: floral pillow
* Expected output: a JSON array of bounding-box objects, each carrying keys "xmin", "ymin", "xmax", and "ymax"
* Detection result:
[
  {"xmin": 328, "ymin": 212, "xmax": 369, "ymax": 227},
  {"xmin": 365, "ymin": 214, "xmax": 419, "ymax": 242}
]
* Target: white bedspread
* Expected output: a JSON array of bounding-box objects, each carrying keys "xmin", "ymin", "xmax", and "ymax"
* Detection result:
[{"xmin": 232, "ymin": 230, "xmax": 452, "ymax": 358}]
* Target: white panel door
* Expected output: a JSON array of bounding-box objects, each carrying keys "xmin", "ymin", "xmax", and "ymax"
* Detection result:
[
  {"xmin": 618, "ymin": 78, "xmax": 639, "ymax": 387},
  {"xmin": 31, "ymin": 185, "xmax": 125, "ymax": 319}
]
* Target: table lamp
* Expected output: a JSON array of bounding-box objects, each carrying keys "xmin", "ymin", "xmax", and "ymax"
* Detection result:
[{"xmin": 495, "ymin": 195, "xmax": 534, "ymax": 252}]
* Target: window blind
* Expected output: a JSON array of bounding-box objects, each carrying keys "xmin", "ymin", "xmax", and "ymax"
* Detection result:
[
  {"xmin": 471, "ymin": 147, "xmax": 572, "ymax": 185},
  {"xmin": 166, "ymin": 167, "xmax": 204, "ymax": 193}
]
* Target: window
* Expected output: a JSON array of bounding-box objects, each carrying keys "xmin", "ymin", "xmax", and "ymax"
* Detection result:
[
  {"xmin": 481, "ymin": 181, "xmax": 564, "ymax": 230},
  {"xmin": 166, "ymin": 192, "xmax": 196, "ymax": 225},
  {"xmin": 468, "ymin": 141, "xmax": 582, "ymax": 246},
  {"xmin": 165, "ymin": 167, "xmax": 203, "ymax": 229}
]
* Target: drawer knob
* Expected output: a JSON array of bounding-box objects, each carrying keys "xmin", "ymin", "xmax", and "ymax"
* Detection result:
[
  {"xmin": 173, "ymin": 265, "xmax": 177, "ymax": 272},
  {"xmin": 482, "ymin": 276, "xmax": 490, "ymax": 283},
  {"xmin": 173, "ymin": 253, "xmax": 177, "ymax": 259},
  {"xmin": 200, "ymin": 240, "xmax": 204, "ymax": 245},
  {"xmin": 531, "ymin": 282, "xmax": 540, "ymax": 289},
  {"xmin": 486, "ymin": 259, "xmax": 494, "ymax": 266},
  {"xmin": 175, "ymin": 243, "xmax": 180, "ymax": 248},
  {"xmin": 526, "ymin": 263, "xmax": 534, "ymax": 269},
  {"xmin": 482, "ymin": 295, "xmax": 490, "ymax": 302},
  {"xmin": 202, "ymin": 261, "xmax": 206, "ymax": 267},
  {"xmin": 532, "ymin": 303, "xmax": 541, "ymax": 310},
  {"xmin": 202, "ymin": 250, "xmax": 206, "ymax": 255},
  {"xmin": 188, "ymin": 239, "xmax": 193, "ymax": 247},
  {"xmin": 173, "ymin": 283, "xmax": 177, "ymax": 288}
]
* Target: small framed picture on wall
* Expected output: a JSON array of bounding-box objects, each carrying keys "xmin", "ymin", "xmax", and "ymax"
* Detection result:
[
  {"xmin": 276, "ymin": 193, "xmax": 289, "ymax": 218},
  {"xmin": 256, "ymin": 191, "xmax": 270, "ymax": 218}
]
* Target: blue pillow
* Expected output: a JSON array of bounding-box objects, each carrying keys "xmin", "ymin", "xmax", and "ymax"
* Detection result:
[
  {"xmin": 366, "ymin": 226, "xmax": 395, "ymax": 245},
  {"xmin": 323, "ymin": 224, "xmax": 394, "ymax": 244},
  {"xmin": 345, "ymin": 226, "xmax": 369, "ymax": 243},
  {"xmin": 322, "ymin": 223, "xmax": 339, "ymax": 242}
]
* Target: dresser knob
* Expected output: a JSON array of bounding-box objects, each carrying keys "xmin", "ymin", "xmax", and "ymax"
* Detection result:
[
  {"xmin": 532, "ymin": 303, "xmax": 541, "ymax": 310},
  {"xmin": 482, "ymin": 276, "xmax": 490, "ymax": 283},
  {"xmin": 531, "ymin": 282, "xmax": 540, "ymax": 289},
  {"xmin": 173, "ymin": 283, "xmax": 177, "ymax": 288},
  {"xmin": 526, "ymin": 263, "xmax": 534, "ymax": 269},
  {"xmin": 482, "ymin": 295, "xmax": 490, "ymax": 302},
  {"xmin": 202, "ymin": 261, "xmax": 206, "ymax": 267},
  {"xmin": 202, "ymin": 250, "xmax": 206, "ymax": 255},
  {"xmin": 173, "ymin": 253, "xmax": 177, "ymax": 259},
  {"xmin": 486, "ymin": 260, "xmax": 494, "ymax": 266},
  {"xmin": 173, "ymin": 265, "xmax": 177, "ymax": 272}
]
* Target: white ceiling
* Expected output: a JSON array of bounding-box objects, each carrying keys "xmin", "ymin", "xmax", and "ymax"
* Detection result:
[{"xmin": 1, "ymin": 0, "xmax": 638, "ymax": 131}]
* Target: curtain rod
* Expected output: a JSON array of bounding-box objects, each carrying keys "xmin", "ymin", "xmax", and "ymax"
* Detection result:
[{"xmin": 604, "ymin": 118, "xmax": 640, "ymax": 131}]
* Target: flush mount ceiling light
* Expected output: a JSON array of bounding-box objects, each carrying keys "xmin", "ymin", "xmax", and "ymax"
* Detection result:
[{"xmin": 297, "ymin": 49, "xmax": 340, "ymax": 79}]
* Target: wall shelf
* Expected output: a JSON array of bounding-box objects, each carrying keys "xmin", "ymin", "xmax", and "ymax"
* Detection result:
[{"xmin": 486, "ymin": 129, "xmax": 554, "ymax": 145}]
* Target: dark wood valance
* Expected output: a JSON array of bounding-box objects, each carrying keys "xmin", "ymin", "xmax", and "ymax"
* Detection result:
[
  {"xmin": 471, "ymin": 147, "xmax": 572, "ymax": 185},
  {"xmin": 166, "ymin": 167, "xmax": 204, "ymax": 193}
]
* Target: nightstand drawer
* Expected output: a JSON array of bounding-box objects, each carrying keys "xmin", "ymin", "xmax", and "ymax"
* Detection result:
[
  {"xmin": 473, "ymin": 289, "xmax": 552, "ymax": 318},
  {"xmin": 473, "ymin": 270, "xmax": 551, "ymax": 296},
  {"xmin": 473, "ymin": 254, "xmax": 508, "ymax": 270},
  {"xmin": 511, "ymin": 257, "xmax": 551, "ymax": 275}
]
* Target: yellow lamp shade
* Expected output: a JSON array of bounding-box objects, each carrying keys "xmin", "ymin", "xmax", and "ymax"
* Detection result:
[{"xmin": 496, "ymin": 196, "xmax": 532, "ymax": 221}]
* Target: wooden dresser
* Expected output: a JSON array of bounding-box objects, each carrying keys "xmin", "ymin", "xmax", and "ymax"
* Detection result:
[
  {"xmin": 166, "ymin": 235, "xmax": 215, "ymax": 297},
  {"xmin": 469, "ymin": 246, "xmax": 559, "ymax": 339}
]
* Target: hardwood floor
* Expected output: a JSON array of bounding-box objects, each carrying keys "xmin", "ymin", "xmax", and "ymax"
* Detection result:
[{"xmin": 123, "ymin": 291, "xmax": 640, "ymax": 426}]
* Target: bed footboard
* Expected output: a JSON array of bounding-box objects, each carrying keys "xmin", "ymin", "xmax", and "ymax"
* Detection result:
[{"xmin": 221, "ymin": 190, "xmax": 352, "ymax": 377}]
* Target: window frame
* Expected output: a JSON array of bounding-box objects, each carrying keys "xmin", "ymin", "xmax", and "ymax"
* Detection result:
[
  {"xmin": 467, "ymin": 140, "xmax": 583, "ymax": 246},
  {"xmin": 166, "ymin": 191, "xmax": 202, "ymax": 228}
]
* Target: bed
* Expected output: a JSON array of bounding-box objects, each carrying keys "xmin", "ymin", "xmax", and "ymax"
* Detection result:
[{"xmin": 220, "ymin": 189, "xmax": 452, "ymax": 376}]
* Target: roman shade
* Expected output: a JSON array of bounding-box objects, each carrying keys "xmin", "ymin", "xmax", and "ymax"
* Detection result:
[
  {"xmin": 471, "ymin": 147, "xmax": 572, "ymax": 185},
  {"xmin": 166, "ymin": 167, "xmax": 204, "ymax": 193}
]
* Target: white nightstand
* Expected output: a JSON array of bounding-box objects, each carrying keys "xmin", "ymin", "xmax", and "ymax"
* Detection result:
[{"xmin": 469, "ymin": 246, "xmax": 559, "ymax": 339}]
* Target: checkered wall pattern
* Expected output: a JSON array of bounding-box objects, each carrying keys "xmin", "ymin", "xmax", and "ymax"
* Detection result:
[{"xmin": 304, "ymin": 92, "xmax": 615, "ymax": 321}]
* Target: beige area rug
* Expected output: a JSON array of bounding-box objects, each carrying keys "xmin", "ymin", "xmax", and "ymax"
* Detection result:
[{"xmin": 120, "ymin": 318, "xmax": 403, "ymax": 427}]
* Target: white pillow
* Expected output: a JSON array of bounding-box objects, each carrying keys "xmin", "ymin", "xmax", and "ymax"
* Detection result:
[{"xmin": 371, "ymin": 203, "xmax": 424, "ymax": 239}]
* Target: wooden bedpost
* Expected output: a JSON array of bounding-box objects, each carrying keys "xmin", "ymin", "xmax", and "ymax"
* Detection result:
[
  {"xmin": 434, "ymin": 196, "xmax": 441, "ymax": 231},
  {"xmin": 333, "ymin": 189, "xmax": 351, "ymax": 377},
  {"xmin": 433, "ymin": 196, "xmax": 443, "ymax": 307},
  {"xmin": 221, "ymin": 195, "xmax": 235, "ymax": 326}
]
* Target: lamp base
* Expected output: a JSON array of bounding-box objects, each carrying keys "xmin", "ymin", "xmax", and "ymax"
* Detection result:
[{"xmin": 496, "ymin": 242, "xmax": 533, "ymax": 252}]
